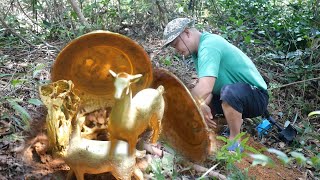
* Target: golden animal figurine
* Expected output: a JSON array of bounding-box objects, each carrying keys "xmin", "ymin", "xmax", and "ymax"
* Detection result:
[
  {"xmin": 39, "ymin": 80, "xmax": 145, "ymax": 180},
  {"xmin": 108, "ymin": 70, "xmax": 165, "ymax": 156},
  {"xmin": 65, "ymin": 113, "xmax": 145, "ymax": 180}
]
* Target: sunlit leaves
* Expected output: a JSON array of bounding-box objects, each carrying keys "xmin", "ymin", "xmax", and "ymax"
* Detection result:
[
  {"xmin": 267, "ymin": 148, "xmax": 290, "ymax": 164},
  {"xmin": 290, "ymin": 151, "xmax": 307, "ymax": 165},
  {"xmin": 250, "ymin": 154, "xmax": 274, "ymax": 167},
  {"xmin": 28, "ymin": 98, "xmax": 43, "ymax": 106},
  {"xmin": 308, "ymin": 111, "xmax": 320, "ymax": 117}
]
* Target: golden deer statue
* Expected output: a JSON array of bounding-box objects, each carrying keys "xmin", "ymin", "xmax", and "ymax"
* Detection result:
[
  {"xmin": 65, "ymin": 113, "xmax": 145, "ymax": 180},
  {"xmin": 108, "ymin": 70, "xmax": 165, "ymax": 156},
  {"xmin": 39, "ymin": 80, "xmax": 145, "ymax": 180}
]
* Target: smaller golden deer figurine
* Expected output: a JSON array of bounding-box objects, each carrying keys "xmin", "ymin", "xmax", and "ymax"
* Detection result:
[
  {"xmin": 108, "ymin": 70, "xmax": 165, "ymax": 156},
  {"xmin": 65, "ymin": 113, "xmax": 145, "ymax": 180}
]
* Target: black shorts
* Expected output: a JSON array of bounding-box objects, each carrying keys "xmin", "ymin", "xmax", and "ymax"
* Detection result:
[{"xmin": 209, "ymin": 83, "xmax": 269, "ymax": 118}]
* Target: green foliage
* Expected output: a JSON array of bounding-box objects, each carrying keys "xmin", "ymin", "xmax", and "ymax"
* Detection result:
[
  {"xmin": 147, "ymin": 153, "xmax": 178, "ymax": 179},
  {"xmin": 161, "ymin": 55, "xmax": 172, "ymax": 66},
  {"xmin": 310, "ymin": 154, "xmax": 320, "ymax": 170},
  {"xmin": 6, "ymin": 98, "xmax": 31, "ymax": 129},
  {"xmin": 216, "ymin": 132, "xmax": 260, "ymax": 162},
  {"xmin": 294, "ymin": 120, "xmax": 319, "ymax": 149},
  {"xmin": 27, "ymin": 98, "xmax": 43, "ymax": 106},
  {"xmin": 205, "ymin": 0, "xmax": 318, "ymax": 52},
  {"xmin": 226, "ymin": 166, "xmax": 255, "ymax": 180}
]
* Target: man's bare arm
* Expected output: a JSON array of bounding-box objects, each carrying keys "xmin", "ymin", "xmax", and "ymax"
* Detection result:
[
  {"xmin": 191, "ymin": 76, "xmax": 216, "ymax": 103},
  {"xmin": 191, "ymin": 76, "xmax": 217, "ymax": 128}
]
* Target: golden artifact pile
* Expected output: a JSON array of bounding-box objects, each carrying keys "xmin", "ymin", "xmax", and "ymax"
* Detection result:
[{"xmin": 39, "ymin": 31, "xmax": 214, "ymax": 179}]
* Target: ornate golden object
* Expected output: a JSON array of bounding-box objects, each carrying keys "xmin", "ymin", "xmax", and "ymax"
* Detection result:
[
  {"xmin": 39, "ymin": 80, "xmax": 80, "ymax": 156},
  {"xmin": 51, "ymin": 31, "xmax": 153, "ymax": 112},
  {"xmin": 151, "ymin": 68, "xmax": 211, "ymax": 163},
  {"xmin": 39, "ymin": 80, "xmax": 144, "ymax": 180},
  {"xmin": 108, "ymin": 70, "xmax": 165, "ymax": 156}
]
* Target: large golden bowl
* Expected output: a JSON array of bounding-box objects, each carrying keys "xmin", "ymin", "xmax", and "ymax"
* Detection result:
[
  {"xmin": 151, "ymin": 68, "xmax": 210, "ymax": 163},
  {"xmin": 51, "ymin": 31, "xmax": 153, "ymax": 111}
]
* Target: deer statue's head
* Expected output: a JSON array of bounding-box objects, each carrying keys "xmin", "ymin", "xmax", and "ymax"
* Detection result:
[{"xmin": 109, "ymin": 70, "xmax": 142, "ymax": 99}]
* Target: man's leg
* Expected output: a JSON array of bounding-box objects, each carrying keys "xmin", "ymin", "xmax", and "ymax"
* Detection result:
[
  {"xmin": 219, "ymin": 83, "xmax": 269, "ymax": 141},
  {"xmin": 221, "ymin": 102, "xmax": 243, "ymax": 140}
]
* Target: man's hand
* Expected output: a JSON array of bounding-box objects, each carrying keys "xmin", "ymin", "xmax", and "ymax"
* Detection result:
[
  {"xmin": 200, "ymin": 102, "xmax": 216, "ymax": 129},
  {"xmin": 190, "ymin": 76, "xmax": 216, "ymax": 129}
]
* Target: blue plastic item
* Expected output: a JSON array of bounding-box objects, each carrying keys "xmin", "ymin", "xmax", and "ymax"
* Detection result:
[{"xmin": 256, "ymin": 118, "xmax": 272, "ymax": 137}]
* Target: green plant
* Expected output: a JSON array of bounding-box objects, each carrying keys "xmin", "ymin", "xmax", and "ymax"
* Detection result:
[
  {"xmin": 214, "ymin": 132, "xmax": 260, "ymax": 178},
  {"xmin": 6, "ymin": 98, "xmax": 31, "ymax": 130},
  {"xmin": 160, "ymin": 55, "xmax": 172, "ymax": 66},
  {"xmin": 227, "ymin": 166, "xmax": 256, "ymax": 180},
  {"xmin": 147, "ymin": 152, "xmax": 178, "ymax": 179}
]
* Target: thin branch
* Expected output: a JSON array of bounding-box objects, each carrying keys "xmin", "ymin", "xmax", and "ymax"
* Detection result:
[
  {"xmin": 193, "ymin": 163, "xmax": 226, "ymax": 180},
  {"xmin": 270, "ymin": 77, "xmax": 320, "ymax": 90},
  {"xmin": 199, "ymin": 163, "xmax": 220, "ymax": 178},
  {"xmin": 0, "ymin": 16, "xmax": 35, "ymax": 47}
]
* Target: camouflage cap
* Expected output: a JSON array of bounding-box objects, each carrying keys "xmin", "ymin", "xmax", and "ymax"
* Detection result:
[{"xmin": 162, "ymin": 18, "xmax": 194, "ymax": 48}]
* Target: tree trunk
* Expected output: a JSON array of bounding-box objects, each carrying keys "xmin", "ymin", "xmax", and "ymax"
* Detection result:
[
  {"xmin": 68, "ymin": 0, "xmax": 90, "ymax": 28},
  {"xmin": 155, "ymin": 0, "xmax": 168, "ymax": 28}
]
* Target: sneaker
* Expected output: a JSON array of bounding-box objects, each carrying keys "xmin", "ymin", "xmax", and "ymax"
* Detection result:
[{"xmin": 227, "ymin": 141, "xmax": 244, "ymax": 152}]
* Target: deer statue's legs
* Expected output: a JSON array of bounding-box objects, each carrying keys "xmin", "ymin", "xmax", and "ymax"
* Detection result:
[
  {"xmin": 108, "ymin": 136, "xmax": 117, "ymax": 157},
  {"xmin": 128, "ymin": 137, "xmax": 138, "ymax": 156},
  {"xmin": 133, "ymin": 167, "xmax": 144, "ymax": 180},
  {"xmin": 150, "ymin": 114, "xmax": 161, "ymax": 144},
  {"xmin": 68, "ymin": 169, "xmax": 84, "ymax": 180}
]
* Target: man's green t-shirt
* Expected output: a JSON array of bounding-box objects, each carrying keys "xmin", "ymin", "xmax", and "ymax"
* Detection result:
[{"xmin": 192, "ymin": 32, "xmax": 267, "ymax": 94}]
